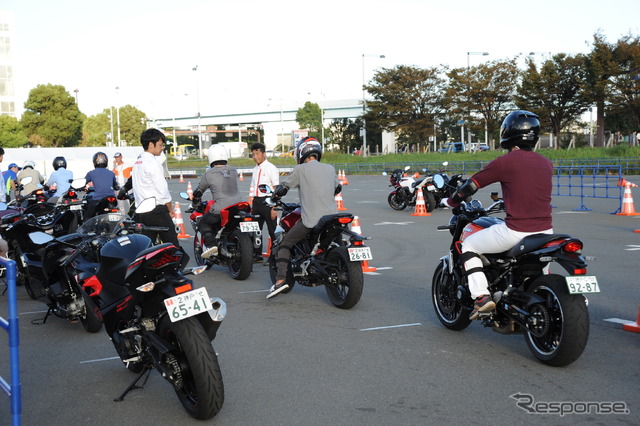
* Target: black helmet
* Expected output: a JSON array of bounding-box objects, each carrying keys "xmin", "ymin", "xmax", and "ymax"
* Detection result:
[
  {"xmin": 53, "ymin": 156, "xmax": 67, "ymax": 171},
  {"xmin": 93, "ymin": 152, "xmax": 108, "ymax": 168},
  {"xmin": 295, "ymin": 137, "xmax": 322, "ymax": 164},
  {"xmin": 499, "ymin": 110, "xmax": 540, "ymax": 150}
]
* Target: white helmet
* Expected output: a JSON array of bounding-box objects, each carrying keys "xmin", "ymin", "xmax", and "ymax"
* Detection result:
[
  {"xmin": 207, "ymin": 144, "xmax": 228, "ymax": 165},
  {"xmin": 22, "ymin": 160, "xmax": 36, "ymax": 169}
]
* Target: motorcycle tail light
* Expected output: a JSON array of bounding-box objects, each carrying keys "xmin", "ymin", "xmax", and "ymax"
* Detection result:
[
  {"xmin": 107, "ymin": 196, "xmax": 116, "ymax": 203},
  {"xmin": 148, "ymin": 251, "xmax": 181, "ymax": 268},
  {"xmin": 338, "ymin": 217, "xmax": 353, "ymax": 224},
  {"xmin": 573, "ymin": 268, "xmax": 587, "ymax": 275},
  {"xmin": 243, "ymin": 217, "xmax": 253, "ymax": 222},
  {"xmin": 175, "ymin": 283, "xmax": 193, "ymax": 294},
  {"xmin": 352, "ymin": 240, "xmax": 363, "ymax": 246},
  {"xmin": 563, "ymin": 241, "xmax": 583, "ymax": 253}
]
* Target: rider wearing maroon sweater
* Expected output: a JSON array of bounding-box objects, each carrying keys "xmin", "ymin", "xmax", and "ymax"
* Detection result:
[{"xmin": 445, "ymin": 111, "xmax": 553, "ymax": 320}]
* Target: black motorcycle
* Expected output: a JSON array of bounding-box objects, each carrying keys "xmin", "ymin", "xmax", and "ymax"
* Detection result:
[
  {"xmin": 429, "ymin": 162, "xmax": 469, "ymax": 207},
  {"xmin": 263, "ymin": 185, "xmax": 369, "ymax": 309},
  {"xmin": 33, "ymin": 207, "xmax": 226, "ymax": 419},
  {"xmin": 431, "ymin": 197, "xmax": 597, "ymax": 366}
]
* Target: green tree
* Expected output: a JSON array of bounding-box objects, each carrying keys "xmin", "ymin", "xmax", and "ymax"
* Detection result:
[
  {"xmin": 365, "ymin": 65, "xmax": 447, "ymax": 147},
  {"xmin": 0, "ymin": 115, "xmax": 28, "ymax": 147},
  {"xmin": 295, "ymin": 101, "xmax": 323, "ymax": 139},
  {"xmin": 21, "ymin": 84, "xmax": 84, "ymax": 147},
  {"xmin": 605, "ymin": 34, "xmax": 640, "ymax": 134},
  {"xmin": 515, "ymin": 53, "xmax": 591, "ymax": 145},
  {"xmin": 83, "ymin": 105, "xmax": 147, "ymax": 147},
  {"xmin": 328, "ymin": 118, "xmax": 362, "ymax": 153},
  {"xmin": 446, "ymin": 59, "xmax": 520, "ymax": 148}
]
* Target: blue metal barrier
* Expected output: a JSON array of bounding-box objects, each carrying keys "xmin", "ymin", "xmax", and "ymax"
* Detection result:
[
  {"xmin": 0, "ymin": 258, "xmax": 21, "ymax": 426},
  {"xmin": 553, "ymin": 165, "xmax": 623, "ymax": 212}
]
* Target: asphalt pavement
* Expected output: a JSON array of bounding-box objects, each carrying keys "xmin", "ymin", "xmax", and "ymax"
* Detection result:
[{"xmin": 1, "ymin": 174, "xmax": 639, "ymax": 425}]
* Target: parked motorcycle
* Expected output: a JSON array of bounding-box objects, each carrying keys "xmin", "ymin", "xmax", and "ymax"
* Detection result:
[
  {"xmin": 32, "ymin": 207, "xmax": 227, "ymax": 419},
  {"xmin": 431, "ymin": 197, "xmax": 597, "ymax": 366},
  {"xmin": 181, "ymin": 192, "xmax": 259, "ymax": 280},
  {"xmin": 384, "ymin": 166, "xmax": 437, "ymax": 212},
  {"xmin": 262, "ymin": 185, "xmax": 369, "ymax": 309}
]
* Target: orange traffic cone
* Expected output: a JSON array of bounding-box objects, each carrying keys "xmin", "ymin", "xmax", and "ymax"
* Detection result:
[
  {"xmin": 187, "ymin": 182, "xmax": 193, "ymax": 200},
  {"xmin": 342, "ymin": 170, "xmax": 349, "ymax": 185},
  {"xmin": 617, "ymin": 177, "xmax": 638, "ymax": 188},
  {"xmin": 179, "ymin": 172, "xmax": 184, "ymax": 183},
  {"xmin": 239, "ymin": 172, "xmax": 244, "ymax": 181},
  {"xmin": 616, "ymin": 182, "xmax": 640, "ymax": 216},
  {"xmin": 338, "ymin": 170, "xmax": 344, "ymax": 183},
  {"xmin": 173, "ymin": 202, "xmax": 191, "ymax": 239},
  {"xmin": 350, "ymin": 216, "xmax": 376, "ymax": 272},
  {"xmin": 262, "ymin": 237, "xmax": 272, "ymax": 258},
  {"xmin": 249, "ymin": 184, "xmax": 254, "ymax": 204},
  {"xmin": 335, "ymin": 191, "xmax": 348, "ymax": 211},
  {"xmin": 623, "ymin": 305, "xmax": 640, "ymax": 333},
  {"xmin": 411, "ymin": 190, "xmax": 430, "ymax": 216}
]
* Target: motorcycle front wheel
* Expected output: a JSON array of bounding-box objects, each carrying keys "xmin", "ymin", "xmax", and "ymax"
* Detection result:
[
  {"xmin": 227, "ymin": 229, "xmax": 253, "ymax": 280},
  {"xmin": 424, "ymin": 190, "xmax": 437, "ymax": 212},
  {"xmin": 387, "ymin": 191, "xmax": 408, "ymax": 210},
  {"xmin": 524, "ymin": 275, "xmax": 589, "ymax": 367},
  {"xmin": 325, "ymin": 247, "xmax": 363, "ymax": 309},
  {"xmin": 431, "ymin": 263, "xmax": 472, "ymax": 330},
  {"xmin": 158, "ymin": 316, "xmax": 224, "ymax": 420}
]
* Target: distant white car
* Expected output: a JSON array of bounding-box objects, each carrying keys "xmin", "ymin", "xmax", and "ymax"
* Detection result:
[{"xmin": 265, "ymin": 150, "xmax": 278, "ymax": 158}]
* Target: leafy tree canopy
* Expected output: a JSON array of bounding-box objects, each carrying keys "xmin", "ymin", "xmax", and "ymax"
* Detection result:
[
  {"xmin": 296, "ymin": 101, "xmax": 323, "ymax": 137},
  {"xmin": 0, "ymin": 115, "xmax": 28, "ymax": 148}
]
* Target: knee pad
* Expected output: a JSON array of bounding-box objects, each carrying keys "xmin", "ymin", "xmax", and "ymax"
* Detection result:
[{"xmin": 459, "ymin": 251, "xmax": 483, "ymax": 276}]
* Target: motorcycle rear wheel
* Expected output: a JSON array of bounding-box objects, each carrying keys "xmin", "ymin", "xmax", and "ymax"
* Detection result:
[
  {"xmin": 325, "ymin": 247, "xmax": 363, "ymax": 309},
  {"xmin": 524, "ymin": 275, "xmax": 589, "ymax": 367},
  {"xmin": 227, "ymin": 229, "xmax": 253, "ymax": 280},
  {"xmin": 431, "ymin": 263, "xmax": 472, "ymax": 330},
  {"xmin": 388, "ymin": 191, "xmax": 408, "ymax": 210},
  {"xmin": 158, "ymin": 316, "xmax": 224, "ymax": 420}
]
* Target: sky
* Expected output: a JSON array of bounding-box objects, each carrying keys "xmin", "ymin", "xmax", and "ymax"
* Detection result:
[{"xmin": 3, "ymin": 0, "xmax": 640, "ymax": 121}]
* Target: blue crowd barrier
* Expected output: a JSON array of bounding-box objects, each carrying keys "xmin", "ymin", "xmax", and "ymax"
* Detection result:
[
  {"xmin": 553, "ymin": 165, "xmax": 623, "ymax": 212},
  {"xmin": 0, "ymin": 258, "xmax": 21, "ymax": 426}
]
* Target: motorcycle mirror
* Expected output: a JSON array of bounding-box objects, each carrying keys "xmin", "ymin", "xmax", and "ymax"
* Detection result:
[
  {"xmin": 179, "ymin": 191, "xmax": 190, "ymax": 200},
  {"xmin": 381, "ymin": 172, "xmax": 388, "ymax": 176},
  {"xmin": 258, "ymin": 184, "xmax": 272, "ymax": 194},
  {"xmin": 0, "ymin": 202, "xmax": 6, "ymax": 211},
  {"xmin": 433, "ymin": 174, "xmax": 445, "ymax": 188},
  {"xmin": 442, "ymin": 161, "xmax": 449, "ymax": 167},
  {"xmin": 421, "ymin": 168, "xmax": 427, "ymax": 172},
  {"xmin": 404, "ymin": 166, "xmax": 411, "ymax": 171},
  {"xmin": 70, "ymin": 178, "xmax": 87, "ymax": 190},
  {"xmin": 29, "ymin": 231, "xmax": 54, "ymax": 245}
]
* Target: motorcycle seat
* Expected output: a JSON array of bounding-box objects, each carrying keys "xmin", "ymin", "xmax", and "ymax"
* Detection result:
[
  {"xmin": 504, "ymin": 233, "xmax": 571, "ymax": 257},
  {"xmin": 313, "ymin": 213, "xmax": 353, "ymax": 232}
]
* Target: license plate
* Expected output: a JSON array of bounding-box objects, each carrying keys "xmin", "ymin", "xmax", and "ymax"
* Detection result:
[
  {"xmin": 70, "ymin": 205, "xmax": 82, "ymax": 210},
  {"xmin": 565, "ymin": 276, "xmax": 600, "ymax": 294},
  {"xmin": 240, "ymin": 221, "xmax": 260, "ymax": 233},
  {"xmin": 427, "ymin": 185, "xmax": 435, "ymax": 191},
  {"xmin": 348, "ymin": 246, "xmax": 373, "ymax": 261},
  {"xmin": 164, "ymin": 287, "xmax": 213, "ymax": 322}
]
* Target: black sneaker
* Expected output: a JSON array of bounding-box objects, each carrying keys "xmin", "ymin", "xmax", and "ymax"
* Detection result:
[
  {"xmin": 266, "ymin": 282, "xmax": 289, "ymax": 299},
  {"xmin": 469, "ymin": 295, "xmax": 496, "ymax": 320}
]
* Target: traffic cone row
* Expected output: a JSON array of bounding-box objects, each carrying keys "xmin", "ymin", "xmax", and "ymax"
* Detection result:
[
  {"xmin": 239, "ymin": 172, "xmax": 244, "ymax": 181},
  {"xmin": 173, "ymin": 202, "xmax": 191, "ymax": 239},
  {"xmin": 339, "ymin": 170, "xmax": 349, "ymax": 185},
  {"xmin": 179, "ymin": 172, "xmax": 184, "ymax": 183},
  {"xmin": 350, "ymin": 216, "xmax": 376, "ymax": 272},
  {"xmin": 411, "ymin": 190, "xmax": 430, "ymax": 216},
  {"xmin": 186, "ymin": 182, "xmax": 193, "ymax": 200},
  {"xmin": 616, "ymin": 182, "xmax": 640, "ymax": 216},
  {"xmin": 623, "ymin": 305, "xmax": 640, "ymax": 333},
  {"xmin": 335, "ymin": 191, "xmax": 347, "ymax": 211}
]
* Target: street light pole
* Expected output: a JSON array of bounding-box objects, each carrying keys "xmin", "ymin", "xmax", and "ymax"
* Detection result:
[
  {"xmin": 115, "ymin": 86, "xmax": 121, "ymax": 147},
  {"xmin": 362, "ymin": 54, "xmax": 385, "ymax": 158},
  {"xmin": 192, "ymin": 65, "xmax": 203, "ymax": 158}
]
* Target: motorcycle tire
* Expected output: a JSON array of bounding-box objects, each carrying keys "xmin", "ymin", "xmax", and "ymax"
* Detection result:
[
  {"xmin": 192, "ymin": 231, "xmax": 213, "ymax": 270},
  {"xmin": 431, "ymin": 263, "xmax": 472, "ymax": 330},
  {"xmin": 227, "ymin": 229, "xmax": 253, "ymax": 280},
  {"xmin": 524, "ymin": 275, "xmax": 589, "ymax": 367},
  {"xmin": 158, "ymin": 316, "xmax": 224, "ymax": 420},
  {"xmin": 268, "ymin": 247, "xmax": 294, "ymax": 293},
  {"xmin": 387, "ymin": 191, "xmax": 408, "ymax": 211},
  {"xmin": 424, "ymin": 191, "xmax": 437, "ymax": 213},
  {"xmin": 324, "ymin": 247, "xmax": 364, "ymax": 309},
  {"xmin": 79, "ymin": 288, "xmax": 103, "ymax": 333}
]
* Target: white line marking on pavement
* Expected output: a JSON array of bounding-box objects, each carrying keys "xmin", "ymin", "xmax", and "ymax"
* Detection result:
[
  {"xmin": 603, "ymin": 318, "xmax": 636, "ymax": 326},
  {"xmin": 556, "ymin": 211, "xmax": 589, "ymax": 214},
  {"xmin": 239, "ymin": 289, "xmax": 269, "ymax": 294},
  {"xmin": 80, "ymin": 356, "xmax": 121, "ymax": 364},
  {"xmin": 373, "ymin": 221, "xmax": 414, "ymax": 226},
  {"xmin": 625, "ymin": 245, "xmax": 640, "ymax": 251},
  {"xmin": 20, "ymin": 310, "xmax": 49, "ymax": 315},
  {"xmin": 360, "ymin": 323, "xmax": 422, "ymax": 331}
]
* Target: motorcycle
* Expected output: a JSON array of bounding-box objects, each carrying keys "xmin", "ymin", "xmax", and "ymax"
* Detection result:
[
  {"xmin": 384, "ymin": 166, "xmax": 437, "ymax": 212},
  {"xmin": 262, "ymin": 184, "xmax": 369, "ymax": 309},
  {"xmin": 431, "ymin": 197, "xmax": 597, "ymax": 366},
  {"xmin": 32, "ymin": 204, "xmax": 227, "ymax": 419},
  {"xmin": 180, "ymin": 192, "xmax": 260, "ymax": 280},
  {"xmin": 430, "ymin": 162, "xmax": 469, "ymax": 207},
  {"xmin": 83, "ymin": 186, "xmax": 119, "ymax": 220}
]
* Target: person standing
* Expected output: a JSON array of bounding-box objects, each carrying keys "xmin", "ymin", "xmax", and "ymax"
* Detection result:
[
  {"xmin": 132, "ymin": 128, "xmax": 180, "ymax": 247},
  {"xmin": 2, "ymin": 163, "xmax": 21, "ymax": 201},
  {"xmin": 249, "ymin": 142, "xmax": 279, "ymax": 260},
  {"xmin": 112, "ymin": 152, "xmax": 132, "ymax": 213}
]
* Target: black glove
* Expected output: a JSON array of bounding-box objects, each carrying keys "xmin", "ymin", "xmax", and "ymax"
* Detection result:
[
  {"xmin": 274, "ymin": 184, "xmax": 288, "ymax": 198},
  {"xmin": 117, "ymin": 188, "xmax": 128, "ymax": 200}
]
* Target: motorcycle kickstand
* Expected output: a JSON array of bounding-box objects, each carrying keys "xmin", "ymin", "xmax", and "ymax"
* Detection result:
[
  {"xmin": 114, "ymin": 366, "xmax": 152, "ymax": 402},
  {"xmin": 31, "ymin": 307, "xmax": 53, "ymax": 325}
]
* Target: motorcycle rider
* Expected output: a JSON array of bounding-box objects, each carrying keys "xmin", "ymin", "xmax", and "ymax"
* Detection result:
[
  {"xmin": 191, "ymin": 144, "xmax": 242, "ymax": 259},
  {"xmin": 17, "ymin": 160, "xmax": 45, "ymax": 200},
  {"xmin": 46, "ymin": 156, "xmax": 73, "ymax": 203},
  {"xmin": 268, "ymin": 137, "xmax": 341, "ymax": 299},
  {"xmin": 445, "ymin": 110, "xmax": 553, "ymax": 320},
  {"xmin": 249, "ymin": 142, "xmax": 279, "ymax": 261},
  {"xmin": 84, "ymin": 152, "xmax": 118, "ymax": 219}
]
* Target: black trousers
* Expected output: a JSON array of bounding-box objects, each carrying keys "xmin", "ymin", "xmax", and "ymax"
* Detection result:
[
  {"xmin": 251, "ymin": 197, "xmax": 277, "ymax": 240},
  {"xmin": 199, "ymin": 212, "xmax": 221, "ymax": 247},
  {"xmin": 276, "ymin": 220, "xmax": 312, "ymax": 281},
  {"xmin": 135, "ymin": 205, "xmax": 180, "ymax": 246}
]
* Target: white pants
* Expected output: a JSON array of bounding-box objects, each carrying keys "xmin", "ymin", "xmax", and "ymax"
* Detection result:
[{"xmin": 462, "ymin": 222, "xmax": 552, "ymax": 298}]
